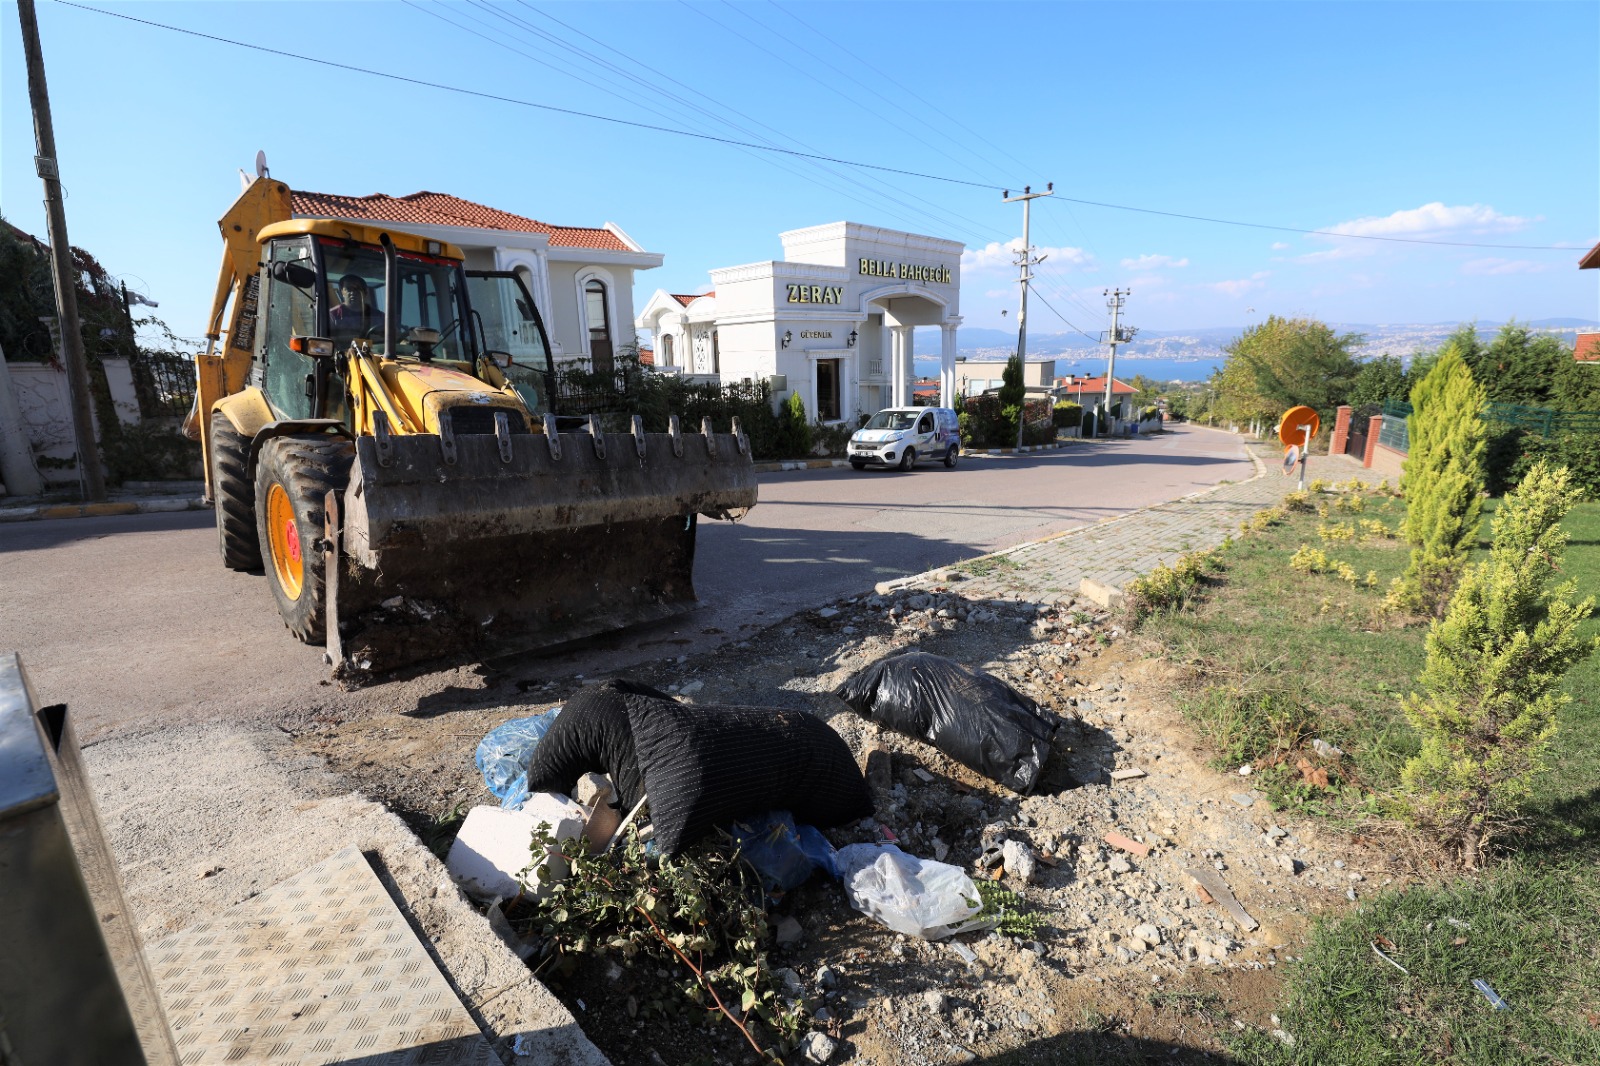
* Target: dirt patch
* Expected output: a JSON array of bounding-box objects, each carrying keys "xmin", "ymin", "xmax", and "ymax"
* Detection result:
[{"xmin": 292, "ymin": 585, "xmax": 1417, "ymax": 1064}]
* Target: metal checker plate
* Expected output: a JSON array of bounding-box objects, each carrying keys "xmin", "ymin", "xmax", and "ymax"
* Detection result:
[{"xmin": 147, "ymin": 847, "xmax": 497, "ymax": 1066}]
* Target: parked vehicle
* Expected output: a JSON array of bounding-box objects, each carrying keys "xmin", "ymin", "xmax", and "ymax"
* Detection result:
[{"xmin": 848, "ymin": 407, "xmax": 960, "ymax": 471}]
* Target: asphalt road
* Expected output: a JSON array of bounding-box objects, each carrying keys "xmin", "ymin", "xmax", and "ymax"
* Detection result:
[{"xmin": 0, "ymin": 425, "xmax": 1248, "ymax": 742}]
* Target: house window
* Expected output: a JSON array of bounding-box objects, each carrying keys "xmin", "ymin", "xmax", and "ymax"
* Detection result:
[
  {"xmin": 585, "ymin": 278, "xmax": 613, "ymax": 375},
  {"xmin": 660, "ymin": 333, "xmax": 674, "ymax": 367},
  {"xmin": 711, "ymin": 330, "xmax": 720, "ymax": 374}
]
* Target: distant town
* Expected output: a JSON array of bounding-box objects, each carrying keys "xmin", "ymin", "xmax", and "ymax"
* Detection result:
[{"xmin": 922, "ymin": 318, "xmax": 1599, "ymax": 382}]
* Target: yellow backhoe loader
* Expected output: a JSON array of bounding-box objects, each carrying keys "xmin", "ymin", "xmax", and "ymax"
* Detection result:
[{"xmin": 188, "ymin": 175, "xmax": 757, "ymax": 675}]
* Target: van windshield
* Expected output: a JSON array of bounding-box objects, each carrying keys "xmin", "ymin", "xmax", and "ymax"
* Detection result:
[{"xmin": 865, "ymin": 410, "xmax": 917, "ymax": 431}]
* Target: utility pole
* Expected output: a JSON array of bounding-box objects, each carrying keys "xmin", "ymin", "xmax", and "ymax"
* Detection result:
[
  {"xmin": 1002, "ymin": 183, "xmax": 1052, "ymax": 448},
  {"xmin": 1102, "ymin": 288, "xmax": 1136, "ymax": 434},
  {"xmin": 18, "ymin": 0, "xmax": 106, "ymax": 501}
]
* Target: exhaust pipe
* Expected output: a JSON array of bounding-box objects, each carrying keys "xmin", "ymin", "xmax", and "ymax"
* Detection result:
[{"xmin": 380, "ymin": 232, "xmax": 398, "ymax": 357}]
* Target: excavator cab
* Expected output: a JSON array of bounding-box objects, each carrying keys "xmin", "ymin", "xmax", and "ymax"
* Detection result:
[{"xmin": 198, "ymin": 178, "xmax": 756, "ymax": 677}]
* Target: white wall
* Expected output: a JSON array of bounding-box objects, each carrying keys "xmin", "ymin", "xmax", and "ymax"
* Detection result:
[{"xmin": 8, "ymin": 357, "xmax": 140, "ymax": 484}]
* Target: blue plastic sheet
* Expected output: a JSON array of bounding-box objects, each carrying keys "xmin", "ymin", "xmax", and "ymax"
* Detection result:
[
  {"xmin": 730, "ymin": 810, "xmax": 839, "ymax": 892},
  {"xmin": 476, "ymin": 708, "xmax": 561, "ymax": 809}
]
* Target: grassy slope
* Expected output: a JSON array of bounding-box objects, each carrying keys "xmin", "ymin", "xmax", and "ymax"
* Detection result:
[{"xmin": 1139, "ymin": 492, "xmax": 1600, "ymax": 1065}]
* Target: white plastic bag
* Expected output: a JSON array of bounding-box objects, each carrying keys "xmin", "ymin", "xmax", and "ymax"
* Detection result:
[{"xmin": 835, "ymin": 843, "xmax": 995, "ymax": 940}]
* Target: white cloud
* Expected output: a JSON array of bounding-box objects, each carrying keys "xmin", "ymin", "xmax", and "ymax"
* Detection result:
[
  {"xmin": 962, "ymin": 238, "xmax": 1092, "ymax": 274},
  {"xmin": 1325, "ymin": 202, "xmax": 1535, "ymax": 239},
  {"xmin": 1461, "ymin": 257, "xmax": 1550, "ymax": 276},
  {"xmin": 1119, "ymin": 253, "xmax": 1189, "ymax": 270},
  {"xmin": 1271, "ymin": 242, "xmax": 1290, "ymax": 251},
  {"xmin": 1294, "ymin": 244, "xmax": 1375, "ymax": 265},
  {"xmin": 1206, "ymin": 271, "xmax": 1270, "ymax": 297}
]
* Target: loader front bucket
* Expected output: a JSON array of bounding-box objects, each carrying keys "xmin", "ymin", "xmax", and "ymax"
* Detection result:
[{"xmin": 327, "ymin": 420, "xmax": 758, "ymax": 676}]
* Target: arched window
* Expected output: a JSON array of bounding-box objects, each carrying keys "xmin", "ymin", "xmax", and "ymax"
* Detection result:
[
  {"xmin": 585, "ymin": 278, "xmax": 613, "ymax": 375},
  {"xmin": 711, "ymin": 330, "xmax": 720, "ymax": 375},
  {"xmin": 660, "ymin": 333, "xmax": 674, "ymax": 367}
]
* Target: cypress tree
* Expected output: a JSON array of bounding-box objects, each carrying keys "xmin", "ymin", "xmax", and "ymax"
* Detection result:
[
  {"xmin": 1393, "ymin": 345, "xmax": 1486, "ymax": 615},
  {"xmin": 1400, "ymin": 462, "xmax": 1598, "ymax": 866}
]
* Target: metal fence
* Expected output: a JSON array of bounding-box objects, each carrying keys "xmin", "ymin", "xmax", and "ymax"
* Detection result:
[
  {"xmin": 1381, "ymin": 398, "xmax": 1600, "ymax": 443},
  {"xmin": 553, "ymin": 367, "xmax": 634, "ymax": 416},
  {"xmin": 1377, "ymin": 413, "xmax": 1410, "ymax": 453},
  {"xmin": 128, "ymin": 349, "xmax": 196, "ymax": 420}
]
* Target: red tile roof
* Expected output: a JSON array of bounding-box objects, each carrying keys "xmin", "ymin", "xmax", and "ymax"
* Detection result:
[
  {"xmin": 672, "ymin": 292, "xmax": 712, "ymax": 306},
  {"xmin": 1581, "ymin": 241, "xmax": 1600, "ymax": 270},
  {"xmin": 1056, "ymin": 375, "xmax": 1137, "ymax": 396},
  {"xmin": 292, "ymin": 190, "xmax": 632, "ymax": 251}
]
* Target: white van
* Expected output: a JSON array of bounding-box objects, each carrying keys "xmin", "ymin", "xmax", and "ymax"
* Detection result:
[{"xmin": 848, "ymin": 406, "xmax": 961, "ymax": 471}]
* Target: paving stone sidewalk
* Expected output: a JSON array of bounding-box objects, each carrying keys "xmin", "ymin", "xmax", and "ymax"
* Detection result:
[{"xmin": 895, "ymin": 439, "xmax": 1383, "ymax": 605}]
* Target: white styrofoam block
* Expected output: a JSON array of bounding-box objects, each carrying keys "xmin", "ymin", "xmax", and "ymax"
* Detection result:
[{"xmin": 446, "ymin": 796, "xmax": 587, "ymax": 902}]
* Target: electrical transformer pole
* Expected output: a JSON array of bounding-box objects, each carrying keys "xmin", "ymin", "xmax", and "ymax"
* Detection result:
[
  {"xmin": 18, "ymin": 0, "xmax": 106, "ymax": 501},
  {"xmin": 1003, "ymin": 184, "xmax": 1053, "ymax": 449},
  {"xmin": 1102, "ymin": 288, "xmax": 1135, "ymax": 433}
]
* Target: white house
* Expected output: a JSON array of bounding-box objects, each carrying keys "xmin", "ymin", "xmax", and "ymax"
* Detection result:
[
  {"xmin": 637, "ymin": 222, "xmax": 963, "ymax": 423},
  {"xmin": 292, "ymin": 190, "xmax": 662, "ymax": 372},
  {"xmin": 953, "ymin": 358, "xmax": 1058, "ymax": 397}
]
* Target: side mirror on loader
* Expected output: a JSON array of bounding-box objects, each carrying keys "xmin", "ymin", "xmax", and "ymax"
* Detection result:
[{"xmin": 271, "ymin": 260, "xmax": 317, "ymax": 288}]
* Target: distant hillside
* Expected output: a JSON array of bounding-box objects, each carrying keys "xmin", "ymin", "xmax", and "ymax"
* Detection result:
[{"xmin": 915, "ymin": 319, "xmax": 1599, "ymax": 382}]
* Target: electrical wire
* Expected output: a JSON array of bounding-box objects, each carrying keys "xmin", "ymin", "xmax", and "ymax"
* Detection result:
[
  {"xmin": 504, "ymin": 0, "xmax": 1009, "ymax": 243},
  {"xmin": 1024, "ymin": 284, "xmax": 1099, "ymax": 343},
  {"xmin": 52, "ymin": 0, "xmax": 1582, "ymax": 253},
  {"xmin": 52, "ymin": 0, "xmax": 1000, "ymax": 192}
]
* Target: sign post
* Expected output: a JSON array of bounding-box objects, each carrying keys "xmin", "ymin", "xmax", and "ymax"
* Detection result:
[{"xmin": 1277, "ymin": 406, "xmax": 1321, "ymax": 492}]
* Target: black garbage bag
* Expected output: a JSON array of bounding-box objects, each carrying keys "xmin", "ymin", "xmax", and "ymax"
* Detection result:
[
  {"xmin": 524, "ymin": 678, "xmax": 671, "ymax": 812},
  {"xmin": 833, "ymin": 651, "xmax": 1058, "ymax": 793},
  {"xmin": 627, "ymin": 698, "xmax": 873, "ymax": 857}
]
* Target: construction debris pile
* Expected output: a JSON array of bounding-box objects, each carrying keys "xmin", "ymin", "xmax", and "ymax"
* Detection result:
[{"xmin": 394, "ymin": 585, "xmax": 1383, "ymax": 1064}]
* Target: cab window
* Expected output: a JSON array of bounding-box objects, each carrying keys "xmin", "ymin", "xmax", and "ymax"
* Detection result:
[
  {"xmin": 261, "ymin": 238, "xmax": 317, "ymax": 419},
  {"xmin": 917, "ymin": 413, "xmax": 933, "ymax": 434}
]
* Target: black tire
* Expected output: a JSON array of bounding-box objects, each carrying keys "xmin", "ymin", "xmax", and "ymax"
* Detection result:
[
  {"xmin": 254, "ymin": 436, "xmax": 354, "ymax": 644},
  {"xmin": 898, "ymin": 447, "xmax": 915, "ymax": 471},
  {"xmin": 850, "ymin": 459, "xmax": 867, "ymax": 470},
  {"xmin": 943, "ymin": 445, "xmax": 959, "ymax": 469},
  {"xmin": 211, "ymin": 413, "xmax": 261, "ymax": 571}
]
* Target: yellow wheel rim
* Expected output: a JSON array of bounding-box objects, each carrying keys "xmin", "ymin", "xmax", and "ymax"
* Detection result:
[{"xmin": 266, "ymin": 482, "xmax": 304, "ymax": 600}]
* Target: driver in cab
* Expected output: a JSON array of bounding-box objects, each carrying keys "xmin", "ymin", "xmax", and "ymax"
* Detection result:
[{"xmin": 329, "ymin": 274, "xmax": 384, "ymax": 343}]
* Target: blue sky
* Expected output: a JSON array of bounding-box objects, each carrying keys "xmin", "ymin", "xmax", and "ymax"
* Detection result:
[{"xmin": 3, "ymin": 1, "xmax": 1595, "ymax": 348}]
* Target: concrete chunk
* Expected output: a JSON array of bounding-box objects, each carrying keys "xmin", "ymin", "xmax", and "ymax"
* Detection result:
[
  {"xmin": 1078, "ymin": 578, "xmax": 1125, "ymax": 610},
  {"xmin": 446, "ymin": 797, "xmax": 587, "ymax": 902}
]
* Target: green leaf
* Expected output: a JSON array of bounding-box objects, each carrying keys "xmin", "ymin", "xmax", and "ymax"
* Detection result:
[{"xmin": 741, "ymin": 988, "xmax": 757, "ymax": 1013}]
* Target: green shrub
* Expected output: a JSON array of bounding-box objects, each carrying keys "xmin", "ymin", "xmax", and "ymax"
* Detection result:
[
  {"xmin": 1052, "ymin": 401, "xmax": 1083, "ymax": 430},
  {"xmin": 1400, "ymin": 462, "xmax": 1600, "ymax": 866},
  {"xmin": 781, "ymin": 391, "xmax": 812, "ymax": 457},
  {"xmin": 1394, "ymin": 346, "xmax": 1487, "ymax": 615},
  {"xmin": 1514, "ymin": 430, "xmax": 1600, "ymax": 501},
  {"xmin": 1125, "ymin": 548, "xmax": 1223, "ymax": 623},
  {"xmin": 102, "ymin": 422, "xmax": 200, "ymax": 483}
]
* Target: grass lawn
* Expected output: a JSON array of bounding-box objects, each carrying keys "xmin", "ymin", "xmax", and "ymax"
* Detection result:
[
  {"xmin": 1139, "ymin": 491, "xmax": 1425, "ymax": 815},
  {"xmin": 1136, "ymin": 487, "xmax": 1600, "ymax": 1065}
]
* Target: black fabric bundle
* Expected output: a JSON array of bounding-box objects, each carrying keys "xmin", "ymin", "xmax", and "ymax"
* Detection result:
[{"xmin": 524, "ymin": 679, "xmax": 872, "ymax": 855}]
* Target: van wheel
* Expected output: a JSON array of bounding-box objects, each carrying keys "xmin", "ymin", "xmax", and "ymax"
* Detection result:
[
  {"xmin": 850, "ymin": 459, "xmax": 867, "ymax": 470},
  {"xmin": 944, "ymin": 446, "xmax": 959, "ymax": 469},
  {"xmin": 898, "ymin": 448, "xmax": 915, "ymax": 471}
]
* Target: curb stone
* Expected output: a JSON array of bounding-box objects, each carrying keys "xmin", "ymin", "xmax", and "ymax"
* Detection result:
[{"xmin": 0, "ymin": 497, "xmax": 207, "ymax": 523}]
